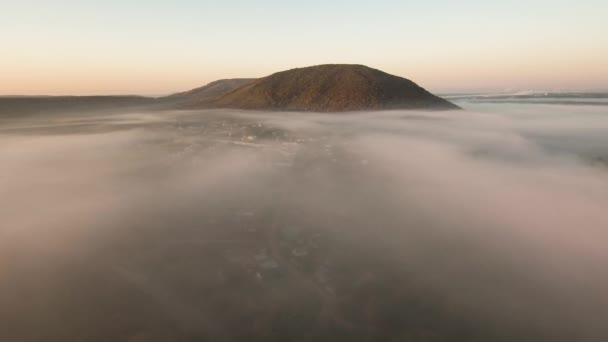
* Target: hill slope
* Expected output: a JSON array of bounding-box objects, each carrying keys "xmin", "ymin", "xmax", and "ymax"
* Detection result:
[
  {"xmin": 170, "ymin": 79, "xmax": 256, "ymax": 106},
  {"xmin": 212, "ymin": 65, "xmax": 459, "ymax": 112}
]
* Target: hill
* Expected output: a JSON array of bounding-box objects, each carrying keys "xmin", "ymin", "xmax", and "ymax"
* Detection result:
[{"xmin": 210, "ymin": 64, "xmax": 459, "ymax": 111}]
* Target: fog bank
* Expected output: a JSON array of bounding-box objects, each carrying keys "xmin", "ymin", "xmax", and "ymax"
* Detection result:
[{"xmin": 1, "ymin": 103, "xmax": 607, "ymax": 341}]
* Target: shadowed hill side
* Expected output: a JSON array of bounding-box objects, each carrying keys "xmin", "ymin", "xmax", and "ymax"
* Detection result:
[
  {"xmin": 211, "ymin": 64, "xmax": 460, "ymax": 112},
  {"xmin": 169, "ymin": 79, "xmax": 256, "ymax": 107}
]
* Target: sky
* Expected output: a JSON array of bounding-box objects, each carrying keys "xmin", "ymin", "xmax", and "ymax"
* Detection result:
[{"xmin": 2, "ymin": 0, "xmax": 608, "ymax": 95}]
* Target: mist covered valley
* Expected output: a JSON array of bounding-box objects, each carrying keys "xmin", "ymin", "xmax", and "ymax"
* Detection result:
[{"xmin": 1, "ymin": 99, "xmax": 608, "ymax": 341}]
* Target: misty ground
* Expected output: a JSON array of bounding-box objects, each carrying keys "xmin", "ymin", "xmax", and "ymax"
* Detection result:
[{"xmin": 1, "ymin": 100, "xmax": 608, "ymax": 341}]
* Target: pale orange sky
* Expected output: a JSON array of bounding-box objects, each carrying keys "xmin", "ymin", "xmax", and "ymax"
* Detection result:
[{"xmin": 2, "ymin": 1, "xmax": 607, "ymax": 95}]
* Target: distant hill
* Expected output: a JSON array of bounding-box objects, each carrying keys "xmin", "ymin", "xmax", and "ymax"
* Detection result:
[
  {"xmin": 169, "ymin": 79, "xmax": 256, "ymax": 107},
  {"xmin": 0, "ymin": 96, "xmax": 158, "ymax": 117},
  {"xmin": 207, "ymin": 64, "xmax": 459, "ymax": 112}
]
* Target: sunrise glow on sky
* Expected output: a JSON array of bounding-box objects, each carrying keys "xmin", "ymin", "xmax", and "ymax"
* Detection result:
[{"xmin": 2, "ymin": 1, "xmax": 607, "ymax": 95}]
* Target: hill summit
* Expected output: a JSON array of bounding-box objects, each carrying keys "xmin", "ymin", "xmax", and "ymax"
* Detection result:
[{"xmin": 209, "ymin": 64, "xmax": 458, "ymax": 111}]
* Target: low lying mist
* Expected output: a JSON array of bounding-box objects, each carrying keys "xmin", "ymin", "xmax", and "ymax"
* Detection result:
[{"xmin": 1, "ymin": 102, "xmax": 607, "ymax": 341}]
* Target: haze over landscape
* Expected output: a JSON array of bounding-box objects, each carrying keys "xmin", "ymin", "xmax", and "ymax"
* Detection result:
[{"xmin": 2, "ymin": 1, "xmax": 608, "ymax": 342}]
